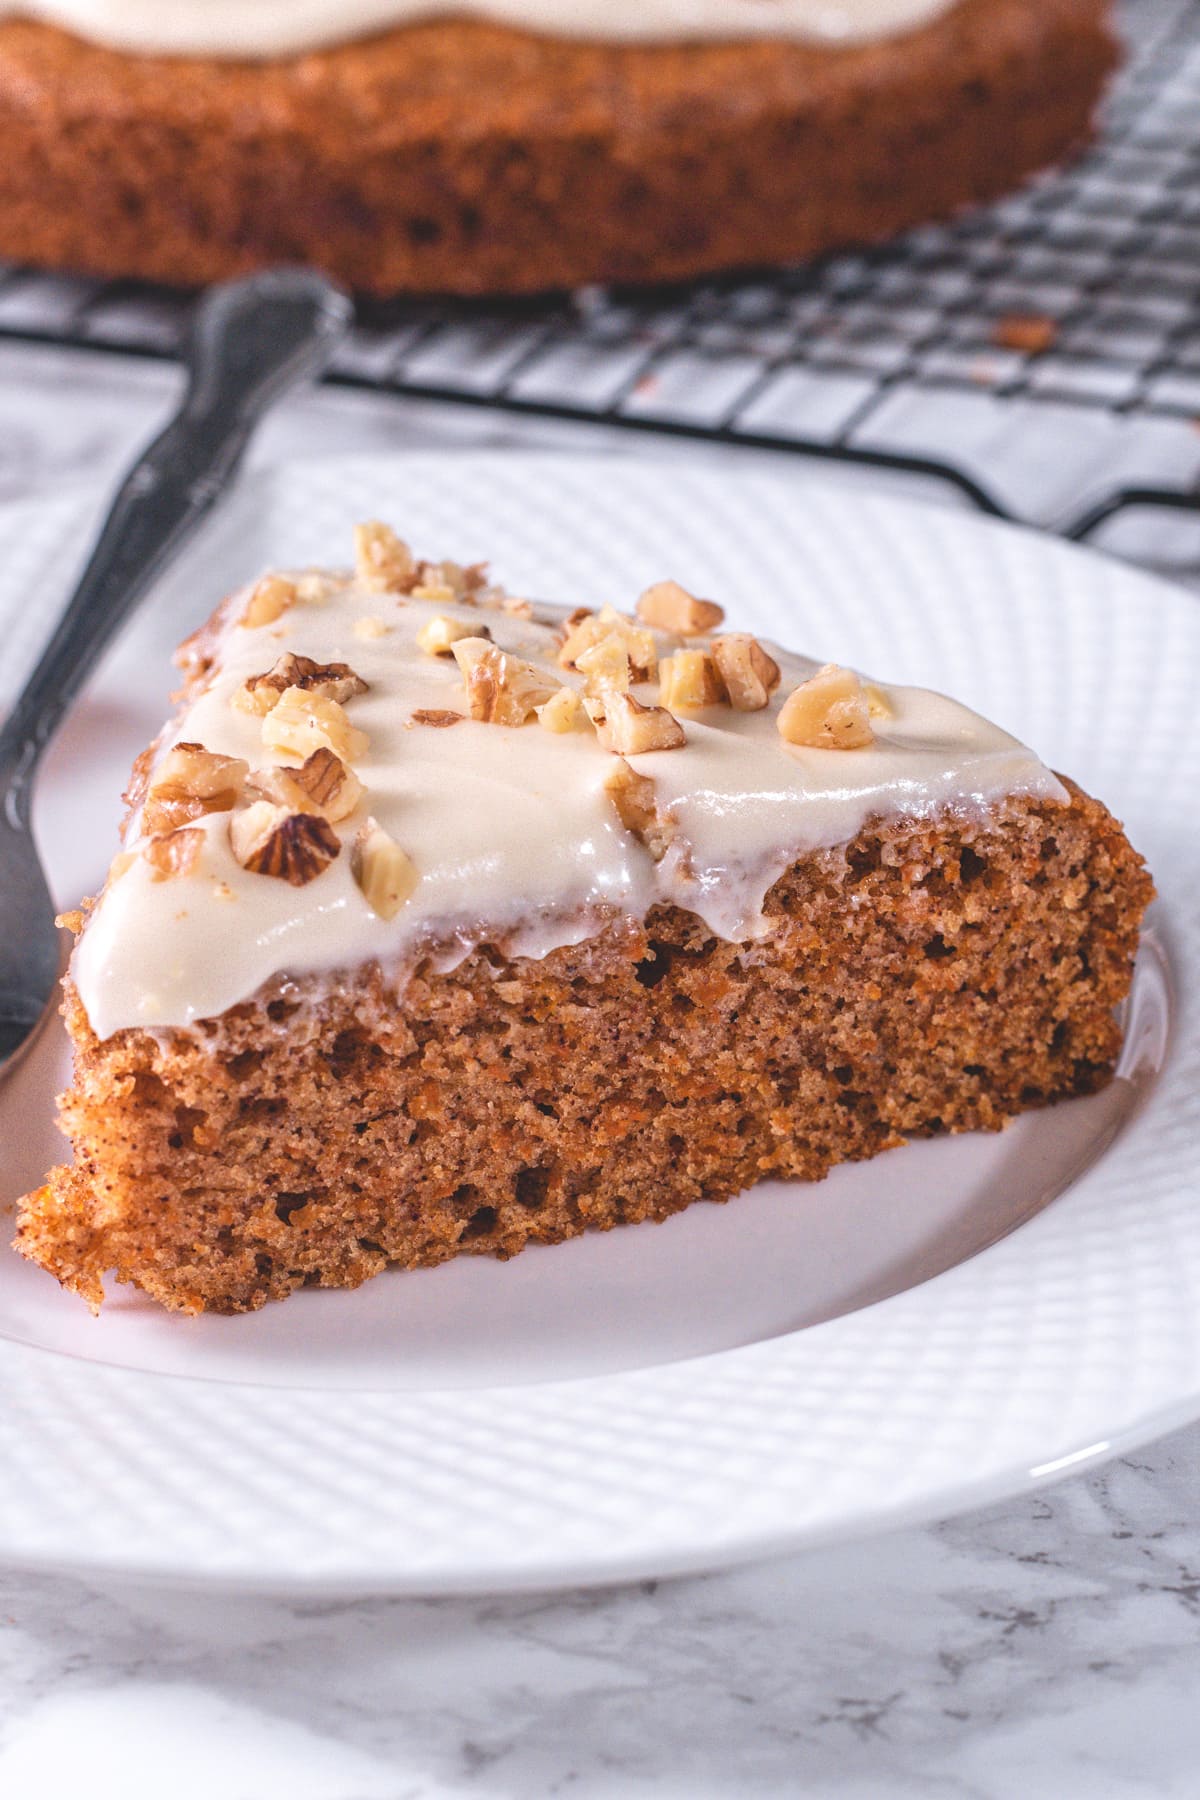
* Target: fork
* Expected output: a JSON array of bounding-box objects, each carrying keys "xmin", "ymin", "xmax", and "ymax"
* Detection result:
[{"xmin": 0, "ymin": 268, "xmax": 352, "ymax": 1073}]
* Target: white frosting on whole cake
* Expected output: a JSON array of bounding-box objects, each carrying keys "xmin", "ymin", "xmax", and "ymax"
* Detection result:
[
  {"xmin": 71, "ymin": 562, "xmax": 1068, "ymax": 1042},
  {"xmin": 2, "ymin": 0, "xmax": 959, "ymax": 58}
]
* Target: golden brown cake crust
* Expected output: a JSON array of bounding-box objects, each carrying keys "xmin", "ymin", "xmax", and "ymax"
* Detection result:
[
  {"xmin": 0, "ymin": 0, "xmax": 1117, "ymax": 295},
  {"xmin": 17, "ymin": 780, "xmax": 1152, "ymax": 1315}
]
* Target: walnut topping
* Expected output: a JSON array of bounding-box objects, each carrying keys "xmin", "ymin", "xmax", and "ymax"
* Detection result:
[
  {"xmin": 658, "ymin": 649, "xmax": 727, "ymax": 711},
  {"xmin": 351, "ymin": 818, "xmax": 419, "ymax": 920},
  {"xmin": 142, "ymin": 742, "xmax": 249, "ymax": 834},
  {"xmin": 576, "ymin": 633, "xmax": 632, "ymax": 702},
  {"xmin": 777, "ymin": 664, "xmax": 874, "ymax": 750},
  {"xmin": 413, "ymin": 558, "xmax": 474, "ymax": 600},
  {"xmin": 234, "ymin": 653, "xmax": 369, "ymax": 717},
  {"xmin": 597, "ymin": 692, "xmax": 686, "ymax": 755},
  {"xmin": 451, "ymin": 637, "xmax": 557, "ymax": 726},
  {"xmin": 240, "ymin": 575, "xmax": 297, "ymax": 630},
  {"xmin": 636, "ymin": 580, "xmax": 724, "ymax": 636},
  {"xmin": 537, "ymin": 687, "xmax": 584, "ymax": 733},
  {"xmin": 261, "ymin": 687, "xmax": 369, "ymax": 763},
  {"xmin": 354, "ymin": 521, "xmax": 415, "ymax": 593},
  {"xmin": 711, "ymin": 634, "xmax": 782, "ymax": 712},
  {"xmin": 416, "ymin": 614, "xmax": 488, "ymax": 658},
  {"xmin": 409, "ymin": 709, "xmax": 464, "ymax": 729},
  {"xmin": 229, "ymin": 801, "xmax": 340, "ymax": 886},
  {"xmin": 863, "ymin": 682, "xmax": 894, "ymax": 720},
  {"xmin": 353, "ymin": 615, "xmax": 390, "ymax": 640},
  {"xmin": 558, "ymin": 606, "xmax": 657, "ymax": 681},
  {"xmin": 247, "ymin": 748, "xmax": 364, "ymax": 825},
  {"xmin": 296, "ymin": 572, "xmax": 336, "ymax": 606},
  {"xmin": 143, "ymin": 825, "xmax": 204, "ymax": 882},
  {"xmin": 501, "ymin": 595, "xmax": 534, "ymax": 620},
  {"xmin": 603, "ymin": 759, "xmax": 674, "ymax": 862}
]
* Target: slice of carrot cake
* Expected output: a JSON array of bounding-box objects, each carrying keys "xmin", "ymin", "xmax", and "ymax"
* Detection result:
[{"xmin": 16, "ymin": 523, "xmax": 1153, "ymax": 1314}]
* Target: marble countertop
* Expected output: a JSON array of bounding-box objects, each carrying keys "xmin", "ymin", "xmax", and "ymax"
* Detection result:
[{"xmin": 0, "ymin": 340, "xmax": 1197, "ymax": 1800}]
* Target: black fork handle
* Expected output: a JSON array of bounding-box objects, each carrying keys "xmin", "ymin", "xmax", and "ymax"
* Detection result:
[{"xmin": 0, "ymin": 269, "xmax": 352, "ymax": 820}]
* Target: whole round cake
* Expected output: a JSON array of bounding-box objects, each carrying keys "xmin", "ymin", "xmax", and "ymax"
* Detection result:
[{"xmin": 0, "ymin": 0, "xmax": 1116, "ymax": 295}]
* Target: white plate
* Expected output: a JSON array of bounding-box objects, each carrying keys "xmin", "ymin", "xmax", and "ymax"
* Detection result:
[{"xmin": 0, "ymin": 452, "xmax": 1196, "ymax": 1595}]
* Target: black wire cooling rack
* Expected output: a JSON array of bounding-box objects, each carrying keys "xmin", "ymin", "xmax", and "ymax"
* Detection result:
[{"xmin": 0, "ymin": 0, "xmax": 1195, "ymax": 541}]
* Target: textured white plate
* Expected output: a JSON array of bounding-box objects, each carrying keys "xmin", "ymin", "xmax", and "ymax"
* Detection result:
[{"xmin": 0, "ymin": 452, "xmax": 1196, "ymax": 1595}]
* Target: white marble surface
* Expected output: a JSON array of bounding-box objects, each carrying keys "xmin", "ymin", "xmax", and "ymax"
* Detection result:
[{"xmin": 0, "ymin": 339, "xmax": 1197, "ymax": 1800}]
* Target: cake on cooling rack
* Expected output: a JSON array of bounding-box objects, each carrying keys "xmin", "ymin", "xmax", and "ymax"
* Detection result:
[
  {"xmin": 16, "ymin": 521, "xmax": 1153, "ymax": 1314},
  {"xmin": 0, "ymin": 0, "xmax": 1116, "ymax": 295}
]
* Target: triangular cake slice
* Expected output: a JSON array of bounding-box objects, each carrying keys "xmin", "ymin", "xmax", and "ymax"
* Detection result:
[{"xmin": 17, "ymin": 522, "xmax": 1153, "ymax": 1314}]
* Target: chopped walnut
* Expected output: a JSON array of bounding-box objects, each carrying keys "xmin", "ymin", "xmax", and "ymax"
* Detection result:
[
  {"xmin": 261, "ymin": 687, "xmax": 369, "ymax": 763},
  {"xmin": 409, "ymin": 709, "xmax": 464, "ymax": 728},
  {"xmin": 351, "ymin": 818, "xmax": 419, "ymax": 920},
  {"xmin": 413, "ymin": 558, "xmax": 473, "ymax": 600},
  {"xmin": 501, "ymin": 595, "xmax": 534, "ymax": 620},
  {"xmin": 575, "ymin": 632, "xmax": 632, "ymax": 702},
  {"xmin": 295, "ymin": 572, "xmax": 335, "ymax": 607},
  {"xmin": 636, "ymin": 580, "xmax": 724, "ymax": 636},
  {"xmin": 537, "ymin": 687, "xmax": 584, "ymax": 733},
  {"xmin": 247, "ymin": 748, "xmax": 364, "ymax": 824},
  {"xmin": 233, "ymin": 652, "xmax": 369, "ymax": 717},
  {"xmin": 240, "ymin": 575, "xmax": 297, "ymax": 630},
  {"xmin": 143, "ymin": 825, "xmax": 204, "ymax": 882},
  {"xmin": 777, "ymin": 664, "xmax": 874, "ymax": 750},
  {"xmin": 416, "ymin": 614, "xmax": 488, "ymax": 658},
  {"xmin": 450, "ymin": 637, "xmax": 557, "ymax": 726},
  {"xmin": 711, "ymin": 634, "xmax": 782, "ymax": 712},
  {"xmin": 354, "ymin": 521, "xmax": 415, "ymax": 593},
  {"xmin": 603, "ymin": 759, "xmax": 674, "ymax": 861},
  {"xmin": 229, "ymin": 801, "xmax": 340, "ymax": 886},
  {"xmin": 863, "ymin": 682, "xmax": 894, "ymax": 720},
  {"xmin": 658, "ymin": 648, "xmax": 727, "ymax": 711},
  {"xmin": 142, "ymin": 742, "xmax": 249, "ymax": 834},
  {"xmin": 558, "ymin": 605, "xmax": 657, "ymax": 681},
  {"xmin": 597, "ymin": 692, "xmax": 686, "ymax": 755},
  {"xmin": 353, "ymin": 615, "xmax": 390, "ymax": 640}
]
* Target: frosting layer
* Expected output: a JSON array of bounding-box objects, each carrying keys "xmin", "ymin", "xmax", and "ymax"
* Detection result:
[
  {"xmin": 71, "ymin": 556, "xmax": 1067, "ymax": 1042},
  {"xmin": 4, "ymin": 0, "xmax": 959, "ymax": 58}
]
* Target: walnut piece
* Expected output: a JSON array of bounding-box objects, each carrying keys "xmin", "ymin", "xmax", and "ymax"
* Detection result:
[
  {"xmin": 558, "ymin": 605, "xmax": 657, "ymax": 681},
  {"xmin": 658, "ymin": 649, "xmax": 727, "ymax": 711},
  {"xmin": 597, "ymin": 692, "xmax": 686, "ymax": 755},
  {"xmin": 575, "ymin": 632, "xmax": 632, "ymax": 702},
  {"xmin": 711, "ymin": 634, "xmax": 782, "ymax": 712},
  {"xmin": 234, "ymin": 653, "xmax": 368, "ymax": 717},
  {"xmin": 354, "ymin": 521, "xmax": 415, "ymax": 593},
  {"xmin": 603, "ymin": 759, "xmax": 674, "ymax": 862},
  {"xmin": 353, "ymin": 615, "xmax": 390, "ymax": 640},
  {"xmin": 142, "ymin": 742, "xmax": 249, "ymax": 834},
  {"xmin": 351, "ymin": 818, "xmax": 419, "ymax": 920},
  {"xmin": 247, "ymin": 748, "xmax": 364, "ymax": 825},
  {"xmin": 409, "ymin": 708, "xmax": 465, "ymax": 729},
  {"xmin": 143, "ymin": 825, "xmax": 205, "ymax": 881},
  {"xmin": 636, "ymin": 580, "xmax": 724, "ymax": 636},
  {"xmin": 777, "ymin": 664, "xmax": 874, "ymax": 750},
  {"xmin": 450, "ymin": 637, "xmax": 557, "ymax": 726},
  {"xmin": 261, "ymin": 687, "xmax": 369, "ymax": 763},
  {"xmin": 240, "ymin": 575, "xmax": 297, "ymax": 630},
  {"xmin": 229, "ymin": 801, "xmax": 340, "ymax": 886},
  {"xmin": 863, "ymin": 682, "xmax": 894, "ymax": 720},
  {"xmin": 537, "ymin": 687, "xmax": 584, "ymax": 733},
  {"xmin": 416, "ymin": 614, "xmax": 487, "ymax": 658}
]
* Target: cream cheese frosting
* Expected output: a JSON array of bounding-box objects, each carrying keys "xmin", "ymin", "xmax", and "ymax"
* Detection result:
[
  {"xmin": 71, "ymin": 553, "xmax": 1067, "ymax": 1043},
  {"xmin": 3, "ymin": 0, "xmax": 959, "ymax": 58}
]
